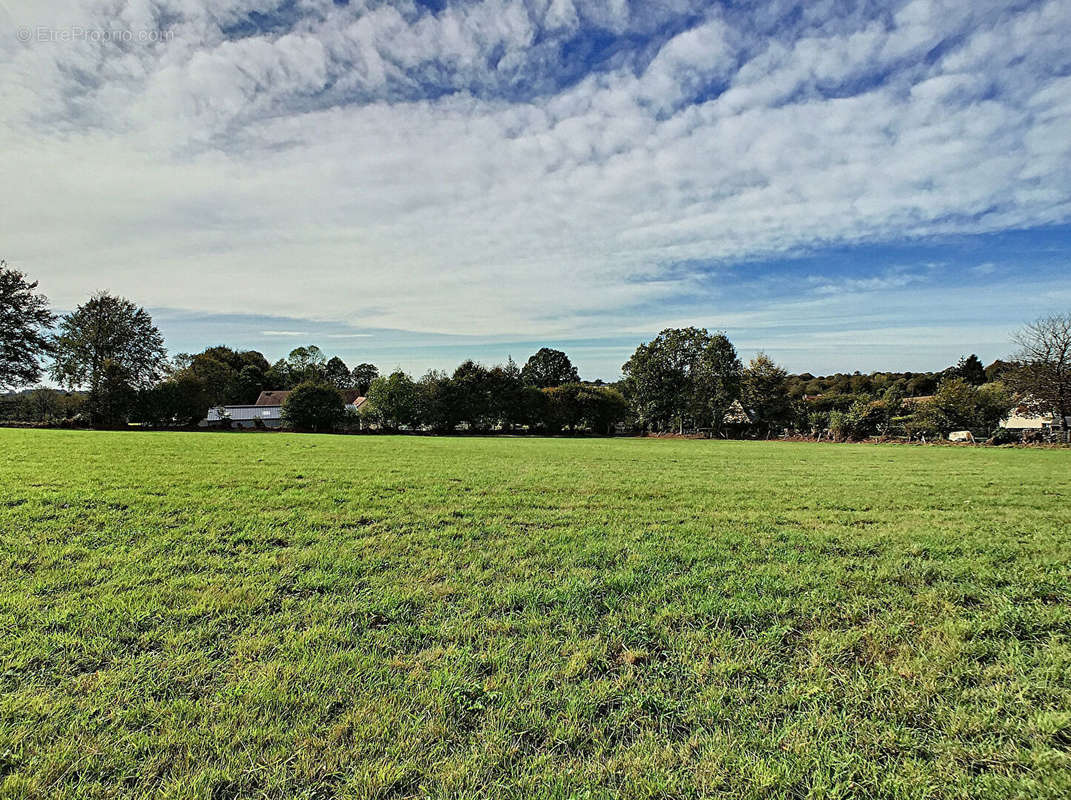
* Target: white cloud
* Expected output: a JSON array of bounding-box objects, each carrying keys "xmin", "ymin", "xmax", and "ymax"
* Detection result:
[{"xmin": 0, "ymin": 0, "xmax": 1069, "ymax": 353}]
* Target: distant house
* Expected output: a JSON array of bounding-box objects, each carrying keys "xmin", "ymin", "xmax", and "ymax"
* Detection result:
[
  {"xmin": 1002, "ymin": 406, "xmax": 1051, "ymax": 431},
  {"xmin": 1000, "ymin": 404, "xmax": 1070, "ymax": 432},
  {"xmin": 205, "ymin": 389, "xmax": 367, "ymax": 429}
]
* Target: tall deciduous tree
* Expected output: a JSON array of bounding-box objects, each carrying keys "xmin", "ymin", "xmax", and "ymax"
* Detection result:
[
  {"xmin": 363, "ymin": 371, "xmax": 419, "ymax": 430},
  {"xmin": 0, "ymin": 261, "xmax": 55, "ymax": 389},
  {"xmin": 50, "ymin": 292, "xmax": 167, "ymax": 425},
  {"xmin": 914, "ymin": 377, "xmax": 1013, "ymax": 436},
  {"xmin": 521, "ymin": 348, "xmax": 580, "ymax": 388},
  {"xmin": 622, "ymin": 328, "xmax": 741, "ymax": 434},
  {"xmin": 451, "ymin": 360, "xmax": 495, "ymax": 430},
  {"xmin": 489, "ymin": 357, "xmax": 526, "ymax": 431},
  {"xmin": 323, "ymin": 356, "xmax": 352, "ymax": 389},
  {"xmin": 282, "ymin": 382, "xmax": 345, "ymax": 432},
  {"xmin": 1008, "ymin": 313, "xmax": 1071, "ymax": 440},
  {"xmin": 415, "ymin": 369, "xmax": 458, "ymax": 432},
  {"xmin": 350, "ymin": 363, "xmax": 379, "ymax": 395},
  {"xmin": 179, "ymin": 346, "xmax": 270, "ymax": 405},
  {"xmin": 742, "ymin": 353, "xmax": 792, "ymax": 435},
  {"xmin": 287, "ymin": 345, "xmax": 326, "ymax": 384}
]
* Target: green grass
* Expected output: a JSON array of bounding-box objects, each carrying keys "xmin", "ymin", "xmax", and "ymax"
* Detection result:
[{"xmin": 1, "ymin": 430, "xmax": 1070, "ymax": 799}]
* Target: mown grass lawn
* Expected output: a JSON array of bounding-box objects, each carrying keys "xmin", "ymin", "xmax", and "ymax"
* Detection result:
[{"xmin": 1, "ymin": 429, "xmax": 1069, "ymax": 799}]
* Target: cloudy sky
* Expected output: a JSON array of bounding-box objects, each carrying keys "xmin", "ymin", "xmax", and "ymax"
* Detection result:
[{"xmin": 2, "ymin": 0, "xmax": 1070, "ymax": 379}]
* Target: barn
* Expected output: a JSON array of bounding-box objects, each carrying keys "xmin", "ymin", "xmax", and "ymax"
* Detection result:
[{"xmin": 203, "ymin": 389, "xmax": 367, "ymax": 429}]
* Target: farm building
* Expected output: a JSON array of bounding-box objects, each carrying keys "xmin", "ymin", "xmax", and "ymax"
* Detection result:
[
  {"xmin": 1000, "ymin": 404, "xmax": 1070, "ymax": 432},
  {"xmin": 256, "ymin": 389, "xmax": 366, "ymax": 407},
  {"xmin": 203, "ymin": 390, "xmax": 367, "ymax": 429},
  {"xmin": 205, "ymin": 404, "xmax": 284, "ymax": 429}
]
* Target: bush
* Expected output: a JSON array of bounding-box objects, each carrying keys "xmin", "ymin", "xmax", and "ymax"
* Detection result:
[
  {"xmin": 282, "ymin": 382, "xmax": 345, "ymax": 432},
  {"xmin": 829, "ymin": 400, "xmax": 882, "ymax": 440},
  {"xmin": 132, "ymin": 373, "xmax": 210, "ymax": 427},
  {"xmin": 806, "ymin": 410, "xmax": 828, "ymax": 437},
  {"xmin": 988, "ymin": 427, "xmax": 1019, "ymax": 445},
  {"xmin": 903, "ymin": 378, "xmax": 1015, "ymax": 438},
  {"xmin": 540, "ymin": 384, "xmax": 629, "ymax": 434}
]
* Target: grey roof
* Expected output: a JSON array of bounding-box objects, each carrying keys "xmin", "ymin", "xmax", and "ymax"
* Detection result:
[{"xmin": 207, "ymin": 405, "xmax": 282, "ymax": 421}]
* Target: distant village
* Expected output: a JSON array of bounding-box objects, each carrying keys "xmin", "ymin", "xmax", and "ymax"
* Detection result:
[{"xmin": 3, "ymin": 262, "xmax": 1070, "ymax": 443}]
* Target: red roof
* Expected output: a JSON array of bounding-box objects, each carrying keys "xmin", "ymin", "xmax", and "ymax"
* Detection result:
[
  {"xmin": 255, "ymin": 390, "xmax": 290, "ymax": 406},
  {"xmin": 256, "ymin": 389, "xmax": 366, "ymax": 406}
]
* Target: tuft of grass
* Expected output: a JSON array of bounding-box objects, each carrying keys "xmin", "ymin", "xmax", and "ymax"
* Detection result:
[{"xmin": 1, "ymin": 429, "xmax": 1069, "ymax": 799}]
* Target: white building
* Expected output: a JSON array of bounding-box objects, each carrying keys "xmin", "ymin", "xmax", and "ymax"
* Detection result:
[
  {"xmin": 1000, "ymin": 402, "xmax": 1070, "ymax": 435},
  {"xmin": 203, "ymin": 389, "xmax": 367, "ymax": 429}
]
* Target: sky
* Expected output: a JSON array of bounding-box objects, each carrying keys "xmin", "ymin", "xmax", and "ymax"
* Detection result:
[{"xmin": 1, "ymin": 0, "xmax": 1070, "ymax": 380}]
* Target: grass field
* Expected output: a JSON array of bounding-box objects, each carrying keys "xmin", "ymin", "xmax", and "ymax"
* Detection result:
[{"xmin": 1, "ymin": 430, "xmax": 1069, "ymax": 799}]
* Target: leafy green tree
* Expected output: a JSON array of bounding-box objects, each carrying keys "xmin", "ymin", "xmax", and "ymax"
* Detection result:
[
  {"xmin": 415, "ymin": 369, "xmax": 458, "ymax": 432},
  {"xmin": 50, "ymin": 292, "xmax": 167, "ymax": 426},
  {"xmin": 133, "ymin": 373, "xmax": 211, "ymax": 427},
  {"xmin": 234, "ymin": 364, "xmax": 267, "ymax": 404},
  {"xmin": 451, "ymin": 360, "xmax": 495, "ymax": 430},
  {"xmin": 542, "ymin": 384, "xmax": 584, "ymax": 432},
  {"xmin": 286, "ymin": 346, "xmax": 326, "ymax": 384},
  {"xmin": 282, "ymin": 382, "xmax": 345, "ymax": 432},
  {"xmin": 363, "ymin": 371, "xmax": 419, "ymax": 430},
  {"xmin": 828, "ymin": 409, "xmax": 849, "ymax": 441},
  {"xmin": 876, "ymin": 384, "xmax": 906, "ymax": 435},
  {"xmin": 488, "ymin": 357, "xmax": 527, "ymax": 431},
  {"xmin": 323, "ymin": 356, "xmax": 352, "ymax": 389},
  {"xmin": 975, "ymin": 381, "xmax": 1014, "ymax": 431},
  {"xmin": 806, "ymin": 410, "xmax": 829, "ymax": 437},
  {"xmin": 829, "ymin": 399, "xmax": 883, "ymax": 441},
  {"xmin": 350, "ymin": 363, "xmax": 379, "ymax": 395},
  {"xmin": 742, "ymin": 353, "xmax": 792, "ymax": 435},
  {"xmin": 17, "ymin": 387, "xmax": 62, "ymax": 422},
  {"xmin": 910, "ymin": 377, "xmax": 1013, "ymax": 437},
  {"xmin": 265, "ymin": 359, "xmax": 293, "ymax": 389},
  {"xmin": 521, "ymin": 348, "xmax": 580, "ymax": 388},
  {"xmin": 954, "ymin": 354, "xmax": 987, "ymax": 386},
  {"xmin": 519, "ymin": 386, "xmax": 546, "ymax": 429},
  {"xmin": 94, "ymin": 360, "xmax": 139, "ymax": 427},
  {"xmin": 179, "ymin": 346, "xmax": 270, "ymax": 405},
  {"xmin": 848, "ymin": 373, "xmax": 872, "ymax": 394},
  {"xmin": 238, "ymin": 350, "xmax": 270, "ymax": 373},
  {"xmin": 903, "ymin": 401, "xmax": 942, "ymax": 440},
  {"xmin": 576, "ymin": 384, "xmax": 629, "ymax": 434},
  {"xmin": 622, "ymin": 327, "xmax": 741, "ymax": 434},
  {"xmin": 931, "ymin": 377, "xmax": 980, "ymax": 432},
  {"xmin": 186, "ymin": 351, "xmax": 235, "ymax": 406},
  {"xmin": 0, "ymin": 261, "xmax": 55, "ymax": 389},
  {"xmin": 905, "ymin": 373, "xmax": 938, "ymax": 396}
]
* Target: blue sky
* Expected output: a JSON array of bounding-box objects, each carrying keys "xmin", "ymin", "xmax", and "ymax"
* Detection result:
[{"xmin": 2, "ymin": 0, "xmax": 1070, "ymax": 379}]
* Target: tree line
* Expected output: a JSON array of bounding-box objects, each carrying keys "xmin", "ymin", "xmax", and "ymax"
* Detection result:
[{"xmin": 2, "ymin": 260, "xmax": 1069, "ymax": 440}]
